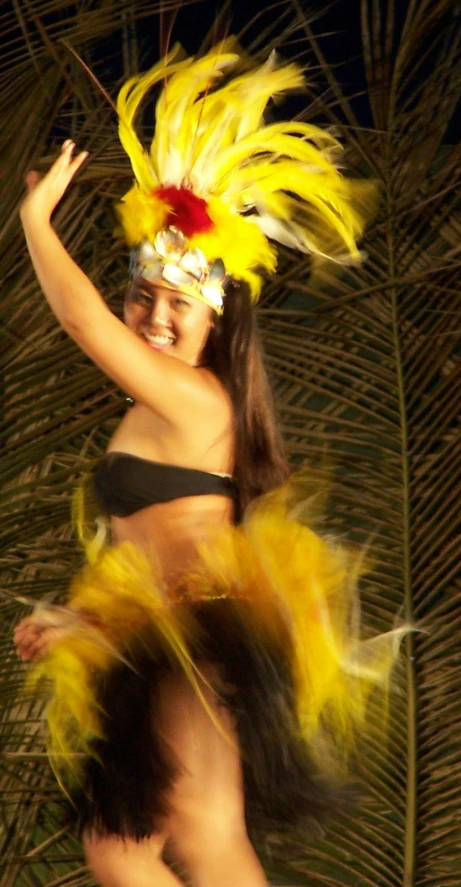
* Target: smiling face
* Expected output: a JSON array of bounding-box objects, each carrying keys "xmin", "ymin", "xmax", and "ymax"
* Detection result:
[{"xmin": 124, "ymin": 278, "xmax": 214, "ymax": 366}]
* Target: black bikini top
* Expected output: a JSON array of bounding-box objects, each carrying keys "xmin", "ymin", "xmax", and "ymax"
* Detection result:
[{"xmin": 92, "ymin": 451, "xmax": 236, "ymax": 518}]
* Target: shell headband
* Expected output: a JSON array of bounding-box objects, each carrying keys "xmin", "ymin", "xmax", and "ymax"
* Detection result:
[{"xmin": 117, "ymin": 40, "xmax": 370, "ymax": 313}]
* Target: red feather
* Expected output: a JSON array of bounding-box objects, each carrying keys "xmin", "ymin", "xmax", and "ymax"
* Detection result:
[{"xmin": 154, "ymin": 186, "xmax": 214, "ymax": 237}]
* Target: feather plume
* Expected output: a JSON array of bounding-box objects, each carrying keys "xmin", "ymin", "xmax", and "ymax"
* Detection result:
[{"xmin": 116, "ymin": 42, "xmax": 376, "ymax": 295}]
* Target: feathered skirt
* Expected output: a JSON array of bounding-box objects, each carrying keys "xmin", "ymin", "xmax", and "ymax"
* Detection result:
[{"xmin": 29, "ymin": 484, "xmax": 404, "ymax": 841}]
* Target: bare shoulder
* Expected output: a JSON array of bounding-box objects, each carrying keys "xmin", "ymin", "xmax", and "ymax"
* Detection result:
[
  {"xmin": 196, "ymin": 366, "xmax": 233, "ymax": 415},
  {"xmin": 155, "ymin": 362, "xmax": 233, "ymax": 432},
  {"xmin": 109, "ymin": 369, "xmax": 234, "ymax": 468}
]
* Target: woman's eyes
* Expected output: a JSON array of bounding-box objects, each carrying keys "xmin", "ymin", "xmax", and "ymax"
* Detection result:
[
  {"xmin": 130, "ymin": 290, "xmax": 152, "ymax": 306},
  {"xmin": 173, "ymin": 297, "xmax": 190, "ymax": 309},
  {"xmin": 130, "ymin": 290, "xmax": 190, "ymax": 310}
]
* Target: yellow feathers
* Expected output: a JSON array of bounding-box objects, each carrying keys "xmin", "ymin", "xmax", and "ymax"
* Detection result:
[
  {"xmin": 116, "ymin": 185, "xmax": 170, "ymax": 248},
  {"xmin": 31, "ymin": 477, "xmax": 406, "ymax": 792},
  {"xmin": 28, "ymin": 542, "xmax": 218, "ymax": 788},
  {"xmin": 116, "ymin": 41, "xmax": 375, "ymax": 292},
  {"xmin": 197, "ymin": 485, "xmax": 404, "ymax": 757},
  {"xmin": 191, "ymin": 197, "xmax": 277, "ymax": 298}
]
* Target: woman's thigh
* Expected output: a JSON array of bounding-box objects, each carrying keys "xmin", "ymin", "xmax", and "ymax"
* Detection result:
[
  {"xmin": 83, "ymin": 667, "xmax": 247, "ymax": 883},
  {"xmin": 83, "ymin": 830, "xmax": 168, "ymax": 887},
  {"xmin": 157, "ymin": 667, "xmax": 246, "ymax": 833}
]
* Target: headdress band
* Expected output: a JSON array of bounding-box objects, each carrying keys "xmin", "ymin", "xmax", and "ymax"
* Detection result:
[{"xmin": 130, "ymin": 229, "xmax": 226, "ymax": 313}]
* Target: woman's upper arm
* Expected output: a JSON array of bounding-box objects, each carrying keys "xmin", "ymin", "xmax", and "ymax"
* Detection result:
[{"xmin": 65, "ymin": 301, "xmax": 226, "ymax": 427}]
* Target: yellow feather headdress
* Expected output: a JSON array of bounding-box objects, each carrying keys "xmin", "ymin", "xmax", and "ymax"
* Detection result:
[{"xmin": 116, "ymin": 40, "xmax": 371, "ymax": 312}]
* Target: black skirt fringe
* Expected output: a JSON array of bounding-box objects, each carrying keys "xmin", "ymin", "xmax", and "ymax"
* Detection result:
[
  {"xmin": 72, "ymin": 600, "xmax": 336, "ymax": 841},
  {"xmin": 31, "ymin": 487, "xmax": 402, "ymax": 842}
]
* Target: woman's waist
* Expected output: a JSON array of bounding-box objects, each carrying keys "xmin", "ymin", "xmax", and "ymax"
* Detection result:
[{"xmin": 110, "ymin": 496, "xmax": 235, "ymax": 581}]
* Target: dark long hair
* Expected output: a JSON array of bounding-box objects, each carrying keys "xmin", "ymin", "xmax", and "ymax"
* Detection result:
[{"xmin": 202, "ymin": 280, "xmax": 290, "ymax": 516}]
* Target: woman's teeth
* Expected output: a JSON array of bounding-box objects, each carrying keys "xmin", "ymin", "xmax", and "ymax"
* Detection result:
[{"xmin": 144, "ymin": 333, "xmax": 174, "ymax": 347}]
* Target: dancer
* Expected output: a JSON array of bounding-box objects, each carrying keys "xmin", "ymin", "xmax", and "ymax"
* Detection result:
[{"xmin": 15, "ymin": 42, "xmax": 395, "ymax": 887}]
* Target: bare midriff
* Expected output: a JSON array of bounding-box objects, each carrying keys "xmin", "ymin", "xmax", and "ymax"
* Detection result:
[
  {"xmin": 111, "ymin": 494, "xmax": 235, "ymax": 584},
  {"xmin": 106, "ymin": 397, "xmax": 235, "ymax": 585}
]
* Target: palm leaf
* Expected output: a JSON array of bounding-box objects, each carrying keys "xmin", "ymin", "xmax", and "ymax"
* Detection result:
[{"xmin": 1, "ymin": 2, "xmax": 460, "ymax": 885}]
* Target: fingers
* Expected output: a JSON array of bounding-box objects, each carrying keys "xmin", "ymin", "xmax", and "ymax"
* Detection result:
[
  {"xmin": 24, "ymin": 139, "xmax": 88, "ymax": 198},
  {"xmin": 60, "ymin": 139, "xmax": 89, "ymax": 170},
  {"xmin": 14, "ymin": 623, "xmax": 64, "ymax": 661},
  {"xmin": 14, "ymin": 621, "xmax": 44, "ymax": 660},
  {"xmin": 14, "ymin": 614, "xmax": 49, "ymax": 636},
  {"xmin": 71, "ymin": 150, "xmax": 89, "ymax": 175},
  {"xmin": 14, "ymin": 616, "xmax": 51, "ymax": 655},
  {"xmin": 25, "ymin": 170, "xmax": 42, "ymax": 193},
  {"xmin": 14, "ymin": 615, "xmax": 38, "ymax": 638},
  {"xmin": 26, "ymin": 627, "xmax": 59, "ymax": 660}
]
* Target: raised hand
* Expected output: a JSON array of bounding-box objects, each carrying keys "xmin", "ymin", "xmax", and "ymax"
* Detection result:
[{"xmin": 20, "ymin": 139, "xmax": 88, "ymax": 225}]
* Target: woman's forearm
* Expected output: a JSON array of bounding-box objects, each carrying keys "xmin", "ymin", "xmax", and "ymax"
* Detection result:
[
  {"xmin": 19, "ymin": 141, "xmax": 106, "ymax": 335},
  {"xmin": 22, "ymin": 214, "xmax": 106, "ymax": 334}
]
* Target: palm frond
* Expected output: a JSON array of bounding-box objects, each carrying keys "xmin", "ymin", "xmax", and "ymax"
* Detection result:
[{"xmin": 1, "ymin": 2, "xmax": 460, "ymax": 885}]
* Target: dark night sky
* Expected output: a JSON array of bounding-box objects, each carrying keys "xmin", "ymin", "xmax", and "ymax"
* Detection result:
[
  {"xmin": 3, "ymin": 0, "xmax": 458, "ymax": 142},
  {"xmin": 90, "ymin": 0, "xmax": 457, "ymax": 142},
  {"xmin": 126, "ymin": 0, "xmax": 372, "ymax": 125},
  {"xmin": 169, "ymin": 0, "xmax": 458, "ymax": 142}
]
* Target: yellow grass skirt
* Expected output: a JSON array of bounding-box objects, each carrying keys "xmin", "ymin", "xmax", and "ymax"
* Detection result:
[{"xmin": 29, "ymin": 483, "xmax": 405, "ymax": 839}]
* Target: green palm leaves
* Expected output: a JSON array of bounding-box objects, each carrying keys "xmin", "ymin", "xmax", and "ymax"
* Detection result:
[{"xmin": 1, "ymin": 2, "xmax": 460, "ymax": 885}]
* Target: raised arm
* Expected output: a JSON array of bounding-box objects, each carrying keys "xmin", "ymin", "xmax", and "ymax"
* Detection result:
[{"xmin": 19, "ymin": 142, "xmax": 228, "ymax": 428}]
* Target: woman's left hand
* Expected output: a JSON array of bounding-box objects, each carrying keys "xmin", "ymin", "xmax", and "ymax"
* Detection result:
[
  {"xmin": 20, "ymin": 139, "xmax": 88, "ymax": 225},
  {"xmin": 14, "ymin": 614, "xmax": 66, "ymax": 661}
]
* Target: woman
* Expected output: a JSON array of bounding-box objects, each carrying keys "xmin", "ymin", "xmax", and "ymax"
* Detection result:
[{"xmin": 15, "ymin": 43, "xmax": 392, "ymax": 887}]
